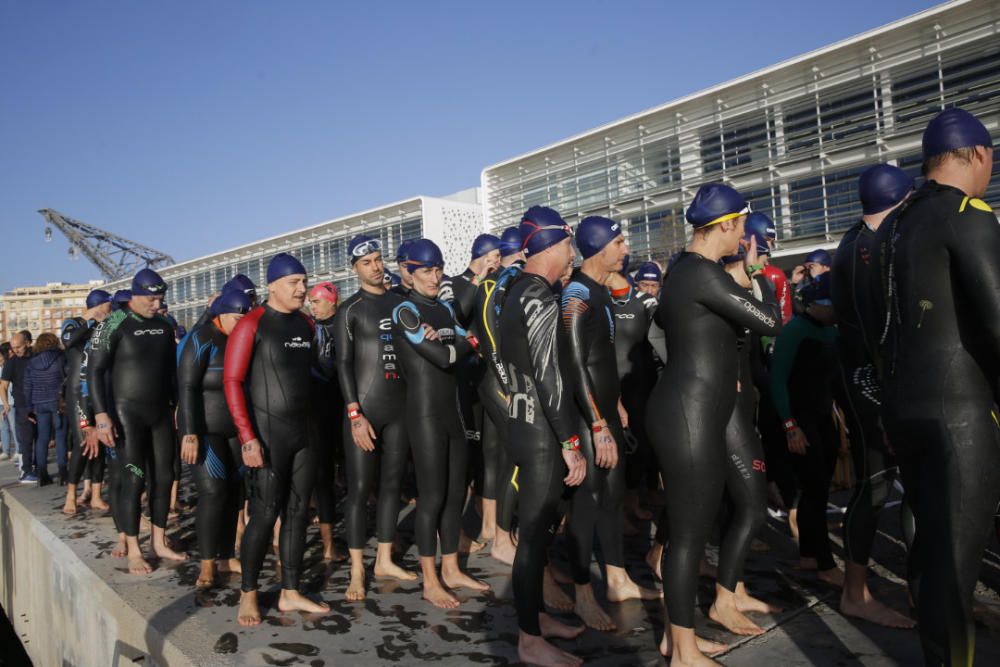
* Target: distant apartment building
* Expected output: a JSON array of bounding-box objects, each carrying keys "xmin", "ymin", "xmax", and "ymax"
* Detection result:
[{"xmin": 0, "ymin": 280, "xmax": 105, "ymax": 341}]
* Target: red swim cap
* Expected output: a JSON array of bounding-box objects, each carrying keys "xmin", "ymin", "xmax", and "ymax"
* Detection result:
[{"xmin": 308, "ymin": 281, "xmax": 338, "ymax": 304}]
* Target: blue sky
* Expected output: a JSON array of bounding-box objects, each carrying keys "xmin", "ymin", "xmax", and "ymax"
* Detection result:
[{"xmin": 0, "ymin": 0, "xmax": 937, "ymax": 292}]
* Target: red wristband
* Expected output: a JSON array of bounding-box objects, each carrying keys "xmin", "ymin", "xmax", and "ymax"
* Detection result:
[
  {"xmin": 348, "ymin": 408, "xmax": 362, "ymax": 421},
  {"xmin": 467, "ymin": 334, "xmax": 480, "ymax": 351},
  {"xmin": 561, "ymin": 435, "xmax": 581, "ymax": 451},
  {"xmin": 783, "ymin": 419, "xmax": 798, "ymax": 432},
  {"xmin": 591, "ymin": 420, "xmax": 607, "ymax": 434},
  {"xmin": 79, "ymin": 419, "xmax": 89, "ymax": 429}
]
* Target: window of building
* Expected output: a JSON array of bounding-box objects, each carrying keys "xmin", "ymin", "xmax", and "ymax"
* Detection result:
[{"xmin": 789, "ymin": 176, "xmax": 827, "ymax": 238}]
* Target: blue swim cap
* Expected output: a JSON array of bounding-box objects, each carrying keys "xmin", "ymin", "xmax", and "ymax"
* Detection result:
[
  {"xmin": 634, "ymin": 262, "xmax": 662, "ymax": 283},
  {"xmin": 519, "ymin": 206, "xmax": 573, "ymax": 257},
  {"xmin": 266, "ymin": 253, "xmax": 307, "ymax": 283},
  {"xmin": 499, "ymin": 227, "xmax": 523, "ymax": 257},
  {"xmin": 576, "ymin": 216, "xmax": 623, "ymax": 259},
  {"xmin": 226, "ymin": 274, "xmax": 257, "ymax": 300},
  {"xmin": 131, "ymin": 268, "xmax": 168, "ymax": 297},
  {"xmin": 922, "ymin": 107, "xmax": 993, "ymax": 159},
  {"xmin": 175, "ymin": 324, "xmax": 187, "ymax": 339},
  {"xmin": 686, "ymin": 184, "xmax": 749, "ymax": 229},
  {"xmin": 86, "ymin": 289, "xmax": 112, "ymax": 309},
  {"xmin": 858, "ymin": 164, "xmax": 914, "ymax": 215},
  {"xmin": 801, "ymin": 272, "xmax": 832, "ymax": 305},
  {"xmin": 745, "ymin": 212, "xmax": 776, "ymax": 243},
  {"xmin": 471, "ymin": 234, "xmax": 502, "ymax": 260},
  {"xmin": 396, "ymin": 239, "xmax": 415, "ymax": 264},
  {"xmin": 404, "ymin": 239, "xmax": 444, "ymax": 269},
  {"xmin": 384, "ymin": 271, "xmax": 402, "ymax": 288},
  {"xmin": 212, "ymin": 287, "xmax": 253, "ymax": 315},
  {"xmin": 348, "ymin": 234, "xmax": 382, "ymax": 264},
  {"xmin": 112, "ymin": 289, "xmax": 131, "ymax": 306},
  {"xmin": 804, "ymin": 248, "xmax": 832, "ymax": 267}
]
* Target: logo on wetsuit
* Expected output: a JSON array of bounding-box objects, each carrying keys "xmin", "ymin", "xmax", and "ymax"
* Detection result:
[
  {"xmin": 133, "ymin": 329, "xmax": 166, "ymax": 336},
  {"xmin": 615, "ymin": 313, "xmax": 635, "ymax": 320},
  {"xmin": 729, "ymin": 294, "xmax": 775, "ymax": 329},
  {"xmin": 378, "ymin": 317, "xmax": 400, "ymax": 380},
  {"xmin": 284, "ymin": 336, "xmax": 312, "ymax": 349}
]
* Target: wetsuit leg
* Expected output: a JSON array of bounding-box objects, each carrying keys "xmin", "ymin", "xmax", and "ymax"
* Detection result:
[
  {"xmin": 439, "ymin": 428, "xmax": 468, "ymax": 555},
  {"xmin": 67, "ymin": 421, "xmax": 88, "ymax": 485},
  {"xmin": 311, "ymin": 418, "xmax": 339, "ymax": 526},
  {"xmin": 195, "ymin": 434, "xmax": 242, "ymax": 560},
  {"xmin": 146, "ymin": 410, "xmax": 176, "ymax": 529},
  {"xmin": 648, "ymin": 384, "xmax": 727, "ymax": 628},
  {"xmin": 480, "ymin": 408, "xmax": 499, "ymax": 501},
  {"xmin": 375, "ymin": 419, "xmax": 408, "ymax": 544},
  {"xmin": 115, "ymin": 404, "xmax": 151, "ymax": 537},
  {"xmin": 757, "ymin": 389, "xmax": 799, "ymax": 509},
  {"xmin": 566, "ymin": 420, "xmax": 626, "ymax": 584},
  {"xmin": 509, "ymin": 419, "xmax": 565, "ymax": 636},
  {"xmin": 88, "ymin": 446, "xmax": 106, "ymax": 484},
  {"xmin": 481, "ymin": 386, "xmax": 515, "ymax": 531},
  {"xmin": 622, "ymin": 383, "xmax": 653, "ymax": 493},
  {"xmin": 886, "ymin": 407, "xmax": 1000, "ymax": 666},
  {"xmin": 241, "ymin": 463, "xmax": 285, "ymax": 591},
  {"xmin": 104, "ymin": 444, "xmax": 124, "ymax": 533},
  {"xmin": 411, "ymin": 418, "xmax": 453, "ymax": 557},
  {"xmin": 789, "ymin": 415, "xmax": 839, "ymax": 570},
  {"xmin": 342, "ymin": 414, "xmax": 377, "ymax": 550},
  {"xmin": 717, "ymin": 401, "xmax": 768, "ymax": 592},
  {"xmin": 276, "ymin": 443, "xmax": 316, "ymax": 590}
]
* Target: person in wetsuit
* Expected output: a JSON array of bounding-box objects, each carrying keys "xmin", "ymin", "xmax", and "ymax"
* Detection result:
[
  {"xmin": 90, "ymin": 269, "xmax": 186, "ymax": 574},
  {"xmin": 745, "ymin": 213, "xmax": 792, "ymax": 326},
  {"xmin": 831, "ymin": 163, "xmax": 917, "ymax": 629},
  {"xmin": 177, "ymin": 288, "xmax": 252, "ymax": 589},
  {"xmin": 225, "ymin": 253, "xmax": 331, "ymax": 625},
  {"xmin": 333, "ymin": 234, "xmax": 415, "ymax": 601},
  {"xmin": 562, "ymin": 216, "xmax": 660, "ymax": 632},
  {"xmin": 191, "ymin": 274, "xmax": 258, "ymax": 331},
  {"xmin": 500, "ymin": 207, "xmax": 587, "ymax": 667},
  {"xmin": 648, "ymin": 183, "xmax": 782, "ymax": 664},
  {"xmin": 475, "ymin": 226, "xmax": 525, "ymax": 566},
  {"xmin": 60, "ymin": 289, "xmax": 112, "ymax": 515},
  {"xmin": 307, "ymin": 281, "xmax": 346, "ymax": 563},
  {"xmin": 393, "ymin": 239, "xmax": 415, "ymax": 295},
  {"xmin": 610, "ymin": 261, "xmax": 659, "ymax": 524},
  {"xmin": 391, "ymin": 239, "xmax": 491, "ymax": 608},
  {"xmin": 873, "ymin": 107, "xmax": 998, "ymax": 666}
]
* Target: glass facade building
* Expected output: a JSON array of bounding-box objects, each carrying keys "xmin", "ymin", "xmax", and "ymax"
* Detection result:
[
  {"xmin": 105, "ymin": 191, "xmax": 482, "ymax": 328},
  {"xmin": 481, "ymin": 0, "xmax": 1000, "ymax": 264}
]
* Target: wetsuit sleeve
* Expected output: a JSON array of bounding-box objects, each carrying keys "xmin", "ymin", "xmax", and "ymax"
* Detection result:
[
  {"xmin": 223, "ymin": 310, "xmax": 261, "ymax": 445},
  {"xmin": 701, "ymin": 271, "xmax": 783, "ymax": 337},
  {"xmin": 391, "ymin": 302, "xmax": 472, "ymax": 369},
  {"xmin": 77, "ymin": 342, "xmax": 93, "ymax": 424},
  {"xmin": 560, "ymin": 282, "xmax": 603, "ymax": 424},
  {"xmin": 947, "ymin": 200, "xmax": 1000, "ymax": 359},
  {"xmin": 87, "ymin": 310, "xmax": 126, "ymax": 416},
  {"xmin": 176, "ymin": 329, "xmax": 210, "ymax": 436},
  {"xmin": 763, "ymin": 265, "xmax": 792, "ymax": 324},
  {"xmin": 526, "ymin": 288, "xmax": 577, "ymax": 443},
  {"xmin": 60, "ymin": 318, "xmax": 91, "ymax": 350},
  {"xmin": 647, "ymin": 321, "xmax": 667, "ymax": 363},
  {"xmin": 332, "ymin": 303, "xmax": 359, "ymax": 406},
  {"xmin": 769, "ymin": 318, "xmax": 808, "ymax": 422}
]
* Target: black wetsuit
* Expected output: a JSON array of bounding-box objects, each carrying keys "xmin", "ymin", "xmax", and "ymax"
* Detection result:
[
  {"xmin": 333, "ymin": 289, "xmax": 409, "ymax": 551},
  {"xmin": 612, "ymin": 286, "xmax": 659, "ymax": 495},
  {"xmin": 832, "ymin": 220, "xmax": 908, "ymax": 568},
  {"xmin": 177, "ymin": 318, "xmax": 242, "ymax": 562},
  {"xmin": 647, "ymin": 252, "xmax": 781, "ymax": 628},
  {"xmin": 561, "ymin": 269, "xmax": 626, "ymax": 584},
  {"xmin": 60, "ymin": 317, "xmax": 105, "ymax": 486},
  {"xmin": 874, "ymin": 181, "xmax": 1000, "ymax": 666},
  {"xmin": 770, "ymin": 314, "xmax": 840, "ymax": 571},
  {"xmin": 311, "ymin": 313, "xmax": 343, "ymax": 526},
  {"xmin": 89, "ymin": 308, "xmax": 177, "ymax": 536},
  {"xmin": 224, "ymin": 305, "xmax": 316, "ymax": 592},
  {"xmin": 392, "ymin": 292, "xmax": 474, "ymax": 557},
  {"xmin": 500, "ymin": 271, "xmax": 578, "ymax": 636}
]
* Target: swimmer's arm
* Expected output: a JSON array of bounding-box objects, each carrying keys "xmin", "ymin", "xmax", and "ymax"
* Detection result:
[
  {"xmin": 948, "ymin": 204, "xmax": 1000, "ymax": 358},
  {"xmin": 332, "ymin": 304, "xmax": 360, "ymax": 406},
  {"xmin": 704, "ymin": 271, "xmax": 783, "ymax": 337}
]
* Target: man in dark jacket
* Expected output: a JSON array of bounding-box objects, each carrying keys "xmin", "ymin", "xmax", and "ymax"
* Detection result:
[
  {"xmin": 24, "ymin": 333, "xmax": 67, "ymax": 485},
  {"xmin": 1, "ymin": 331, "xmax": 37, "ymax": 483}
]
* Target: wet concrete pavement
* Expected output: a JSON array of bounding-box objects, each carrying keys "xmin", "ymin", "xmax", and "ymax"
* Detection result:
[{"xmin": 1, "ymin": 457, "xmax": 999, "ymax": 666}]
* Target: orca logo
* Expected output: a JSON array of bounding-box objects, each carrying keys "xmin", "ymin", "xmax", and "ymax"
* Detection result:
[
  {"xmin": 615, "ymin": 313, "xmax": 635, "ymax": 320},
  {"xmin": 284, "ymin": 336, "xmax": 312, "ymax": 349},
  {"xmin": 134, "ymin": 329, "xmax": 165, "ymax": 336}
]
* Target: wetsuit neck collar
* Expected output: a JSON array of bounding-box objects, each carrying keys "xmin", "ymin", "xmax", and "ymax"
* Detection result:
[
  {"xmin": 315, "ymin": 314, "xmax": 336, "ymax": 326},
  {"xmin": 409, "ymin": 290, "xmax": 438, "ymax": 306},
  {"xmin": 265, "ymin": 303, "xmax": 300, "ymax": 318}
]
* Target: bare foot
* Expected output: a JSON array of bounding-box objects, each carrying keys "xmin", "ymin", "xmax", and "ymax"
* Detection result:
[
  {"xmin": 458, "ymin": 531, "xmax": 487, "ymax": 555},
  {"xmin": 708, "ymin": 600, "xmax": 765, "ymax": 636},
  {"xmin": 699, "ymin": 557, "xmax": 718, "ymax": 578},
  {"xmin": 197, "ymin": 562, "xmax": 216, "ymax": 589},
  {"xmin": 423, "ymin": 584, "xmax": 460, "ymax": 609},
  {"xmin": 490, "ymin": 535, "xmax": 516, "ymax": 566},
  {"xmin": 660, "ymin": 633, "xmax": 728, "ymax": 657},
  {"xmin": 62, "ymin": 496, "xmax": 78, "ymax": 516},
  {"xmin": 735, "ymin": 589, "xmax": 782, "ymax": 615},
  {"xmin": 646, "ymin": 546, "xmax": 664, "ymax": 581},
  {"xmin": 80, "ymin": 485, "xmax": 92, "ymax": 503},
  {"xmin": 374, "ymin": 559, "xmax": 418, "ymax": 582},
  {"xmin": 278, "ymin": 589, "xmax": 330, "ymax": 614},
  {"xmin": 539, "ymin": 612, "xmax": 585, "ymax": 640},
  {"xmin": 323, "ymin": 544, "xmax": 348, "ymax": 562},
  {"xmin": 818, "ymin": 567, "xmax": 845, "ymax": 587},
  {"xmin": 218, "ymin": 558, "xmax": 242, "ymax": 574},
  {"xmin": 543, "ymin": 568, "xmax": 574, "ymax": 612},
  {"xmin": 128, "ymin": 555, "xmax": 153, "ymax": 575},
  {"xmin": 111, "ymin": 534, "xmax": 127, "ymax": 559},
  {"xmin": 606, "ymin": 573, "xmax": 660, "ymax": 602},
  {"xmin": 90, "ymin": 498, "xmax": 110, "ymax": 511},
  {"xmin": 841, "ymin": 593, "xmax": 915, "ymax": 628},
  {"xmin": 519, "ymin": 632, "xmax": 583, "ymax": 666},
  {"xmin": 574, "ymin": 587, "xmax": 616, "ymax": 632},
  {"xmin": 442, "ymin": 569, "xmax": 490, "ymax": 592},
  {"xmin": 238, "ymin": 591, "xmax": 262, "ymax": 626},
  {"xmin": 346, "ymin": 568, "xmax": 366, "ymax": 601},
  {"xmin": 153, "ymin": 542, "xmax": 189, "ymax": 562}
]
